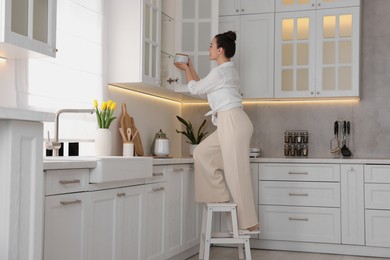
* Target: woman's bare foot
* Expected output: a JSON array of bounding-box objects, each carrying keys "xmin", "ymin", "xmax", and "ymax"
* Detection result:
[{"xmin": 247, "ymin": 224, "xmax": 259, "ymax": 232}]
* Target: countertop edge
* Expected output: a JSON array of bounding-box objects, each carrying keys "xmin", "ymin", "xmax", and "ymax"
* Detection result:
[{"xmin": 0, "ymin": 107, "xmax": 55, "ymax": 122}]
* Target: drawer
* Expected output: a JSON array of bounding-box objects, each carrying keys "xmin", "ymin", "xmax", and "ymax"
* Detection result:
[
  {"xmin": 366, "ymin": 209, "xmax": 390, "ymax": 247},
  {"xmin": 259, "ymin": 163, "xmax": 340, "ymax": 182},
  {"xmin": 45, "ymin": 169, "xmax": 89, "ymax": 195},
  {"xmin": 146, "ymin": 165, "xmax": 169, "ymax": 184},
  {"xmin": 365, "ymin": 165, "xmax": 390, "ymax": 183},
  {"xmin": 259, "ymin": 181, "xmax": 340, "ymax": 207},
  {"xmin": 365, "ymin": 183, "xmax": 390, "ymax": 210},
  {"xmin": 259, "ymin": 205, "xmax": 341, "ymax": 244}
]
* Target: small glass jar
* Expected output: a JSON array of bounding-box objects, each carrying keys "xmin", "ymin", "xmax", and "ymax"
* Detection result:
[
  {"xmin": 302, "ymin": 131, "xmax": 309, "ymax": 143},
  {"xmin": 284, "ymin": 144, "xmax": 290, "ymax": 156},
  {"xmin": 290, "ymin": 132, "xmax": 296, "ymax": 143},
  {"xmin": 296, "ymin": 132, "xmax": 302, "ymax": 143},
  {"xmin": 289, "ymin": 144, "xmax": 296, "ymax": 156},
  {"xmin": 284, "ymin": 131, "xmax": 291, "ymax": 143},
  {"xmin": 303, "ymin": 144, "xmax": 308, "ymax": 157},
  {"xmin": 296, "ymin": 144, "xmax": 302, "ymax": 156}
]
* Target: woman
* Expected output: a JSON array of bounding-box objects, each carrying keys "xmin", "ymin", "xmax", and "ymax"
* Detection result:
[{"xmin": 175, "ymin": 31, "xmax": 259, "ymax": 233}]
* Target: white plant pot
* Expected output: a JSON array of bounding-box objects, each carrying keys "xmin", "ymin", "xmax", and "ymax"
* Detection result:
[
  {"xmin": 95, "ymin": 128, "xmax": 112, "ymax": 156},
  {"xmin": 189, "ymin": 144, "xmax": 197, "ymax": 156}
]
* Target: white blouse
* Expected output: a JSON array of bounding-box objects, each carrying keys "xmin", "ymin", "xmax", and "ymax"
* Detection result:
[{"xmin": 187, "ymin": 62, "xmax": 242, "ymax": 125}]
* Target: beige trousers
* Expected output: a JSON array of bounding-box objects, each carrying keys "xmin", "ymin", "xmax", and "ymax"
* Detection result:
[{"xmin": 193, "ymin": 107, "xmax": 258, "ymax": 229}]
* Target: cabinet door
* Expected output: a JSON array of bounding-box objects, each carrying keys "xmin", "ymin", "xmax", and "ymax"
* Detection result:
[
  {"xmin": 176, "ymin": 0, "xmax": 219, "ymax": 84},
  {"xmin": 183, "ymin": 166, "xmax": 201, "ymax": 249},
  {"xmin": 88, "ymin": 186, "xmax": 144, "ymax": 260},
  {"xmin": 219, "ymin": 0, "xmax": 240, "ymax": 16},
  {"xmin": 315, "ymin": 7, "xmax": 360, "ymax": 97},
  {"xmin": 241, "ymin": 0, "xmax": 275, "ymax": 14},
  {"xmin": 143, "ymin": 182, "xmax": 166, "ymax": 260},
  {"xmin": 220, "ymin": 0, "xmax": 275, "ymax": 16},
  {"xmin": 340, "ymin": 164, "xmax": 364, "ymax": 245},
  {"xmin": 143, "ymin": 0, "xmax": 162, "ymax": 86},
  {"xmin": 240, "ymin": 13, "xmax": 274, "ymax": 98},
  {"xmin": 44, "ymin": 193, "xmax": 88, "ymax": 260},
  {"xmin": 275, "ymin": 11, "xmax": 316, "ymax": 98},
  {"xmin": 165, "ymin": 167, "xmax": 185, "ymax": 258},
  {"xmin": 218, "ymin": 16, "xmax": 241, "ymax": 81},
  {"xmin": 4, "ymin": 0, "xmax": 57, "ymax": 58},
  {"xmin": 366, "ymin": 210, "xmax": 390, "ymax": 248},
  {"xmin": 276, "ymin": 0, "xmax": 317, "ymax": 12}
]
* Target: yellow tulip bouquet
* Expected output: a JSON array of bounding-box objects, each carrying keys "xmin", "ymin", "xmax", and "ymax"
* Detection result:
[{"xmin": 93, "ymin": 99, "xmax": 117, "ymax": 128}]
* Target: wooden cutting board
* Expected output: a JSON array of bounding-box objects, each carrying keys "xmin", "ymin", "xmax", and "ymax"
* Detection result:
[{"xmin": 120, "ymin": 103, "xmax": 144, "ymax": 156}]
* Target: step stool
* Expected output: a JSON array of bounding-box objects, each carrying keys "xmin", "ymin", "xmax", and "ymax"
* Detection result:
[{"xmin": 199, "ymin": 203, "xmax": 252, "ymax": 260}]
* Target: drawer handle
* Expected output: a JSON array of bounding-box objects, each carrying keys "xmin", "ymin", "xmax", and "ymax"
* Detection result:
[
  {"xmin": 173, "ymin": 168, "xmax": 184, "ymax": 172},
  {"xmin": 117, "ymin": 192, "xmax": 126, "ymax": 197},
  {"xmin": 289, "ymin": 193, "xmax": 309, "ymax": 197},
  {"xmin": 152, "ymin": 187, "xmax": 165, "ymax": 192},
  {"xmin": 60, "ymin": 199, "xmax": 81, "ymax": 206},
  {"xmin": 153, "ymin": 172, "xmax": 164, "ymax": 177},
  {"xmin": 289, "ymin": 217, "xmax": 309, "ymax": 221},
  {"xmin": 288, "ymin": 172, "xmax": 308, "ymax": 175},
  {"xmin": 59, "ymin": 179, "xmax": 81, "ymax": 185}
]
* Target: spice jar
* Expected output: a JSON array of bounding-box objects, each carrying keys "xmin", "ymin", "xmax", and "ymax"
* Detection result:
[
  {"xmin": 302, "ymin": 131, "xmax": 309, "ymax": 143},
  {"xmin": 284, "ymin": 131, "xmax": 291, "ymax": 143}
]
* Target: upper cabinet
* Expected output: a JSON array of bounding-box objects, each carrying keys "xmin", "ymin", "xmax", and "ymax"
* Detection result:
[
  {"xmin": 0, "ymin": 0, "xmax": 57, "ymax": 58},
  {"xmin": 219, "ymin": 0, "xmax": 275, "ymax": 98},
  {"xmin": 175, "ymin": 0, "xmax": 219, "ymax": 85},
  {"xmin": 276, "ymin": 0, "xmax": 360, "ymax": 12},
  {"xmin": 108, "ymin": 0, "xmax": 161, "ymax": 87},
  {"xmin": 274, "ymin": 2, "xmax": 360, "ymax": 98},
  {"xmin": 219, "ymin": 0, "xmax": 275, "ymax": 16}
]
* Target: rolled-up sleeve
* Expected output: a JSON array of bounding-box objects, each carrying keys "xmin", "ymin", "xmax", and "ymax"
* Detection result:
[{"xmin": 188, "ymin": 68, "xmax": 224, "ymax": 96}]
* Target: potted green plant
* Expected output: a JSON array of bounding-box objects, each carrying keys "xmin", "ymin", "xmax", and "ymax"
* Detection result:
[{"xmin": 176, "ymin": 116, "xmax": 208, "ymax": 155}]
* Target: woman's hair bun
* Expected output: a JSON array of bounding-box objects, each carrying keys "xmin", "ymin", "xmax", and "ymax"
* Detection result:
[{"xmin": 224, "ymin": 31, "xmax": 236, "ymax": 42}]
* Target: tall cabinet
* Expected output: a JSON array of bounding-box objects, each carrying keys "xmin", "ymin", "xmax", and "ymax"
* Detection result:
[
  {"xmin": 219, "ymin": 0, "xmax": 275, "ymax": 98},
  {"xmin": 274, "ymin": 0, "xmax": 360, "ymax": 98}
]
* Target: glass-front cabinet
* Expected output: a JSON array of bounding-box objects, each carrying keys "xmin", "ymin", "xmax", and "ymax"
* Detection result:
[
  {"xmin": 275, "ymin": 1, "xmax": 360, "ymax": 98},
  {"xmin": 1, "ymin": 0, "xmax": 57, "ymax": 58}
]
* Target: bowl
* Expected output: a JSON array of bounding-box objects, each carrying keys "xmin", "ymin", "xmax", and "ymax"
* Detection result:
[{"xmin": 174, "ymin": 53, "xmax": 189, "ymax": 64}]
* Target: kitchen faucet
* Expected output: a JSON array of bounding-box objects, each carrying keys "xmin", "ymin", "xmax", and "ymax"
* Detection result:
[{"xmin": 45, "ymin": 108, "xmax": 95, "ymax": 156}]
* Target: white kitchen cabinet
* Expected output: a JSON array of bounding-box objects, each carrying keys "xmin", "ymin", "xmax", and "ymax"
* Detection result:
[
  {"xmin": 88, "ymin": 185, "xmax": 144, "ymax": 260},
  {"xmin": 276, "ymin": 0, "xmax": 360, "ymax": 12},
  {"xmin": 143, "ymin": 182, "xmax": 167, "ymax": 260},
  {"xmin": 175, "ymin": 0, "xmax": 219, "ymax": 86},
  {"xmin": 0, "ymin": 119, "xmax": 45, "ymax": 260},
  {"xmin": 364, "ymin": 165, "xmax": 390, "ymax": 248},
  {"xmin": 219, "ymin": 0, "xmax": 275, "ymax": 16},
  {"xmin": 164, "ymin": 164, "xmax": 201, "ymax": 258},
  {"xmin": 43, "ymin": 169, "xmax": 90, "ymax": 260},
  {"xmin": 0, "ymin": 0, "xmax": 57, "ymax": 58},
  {"xmin": 219, "ymin": 13, "xmax": 274, "ymax": 98},
  {"xmin": 108, "ymin": 0, "xmax": 161, "ymax": 87},
  {"xmin": 44, "ymin": 192, "xmax": 89, "ymax": 260},
  {"xmin": 274, "ymin": 6, "xmax": 360, "ymax": 98},
  {"xmin": 340, "ymin": 164, "xmax": 364, "ymax": 245},
  {"xmin": 258, "ymin": 163, "xmax": 341, "ymax": 243}
]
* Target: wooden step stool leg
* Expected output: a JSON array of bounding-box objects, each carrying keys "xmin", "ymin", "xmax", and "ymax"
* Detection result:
[{"xmin": 199, "ymin": 204, "xmax": 207, "ymax": 259}]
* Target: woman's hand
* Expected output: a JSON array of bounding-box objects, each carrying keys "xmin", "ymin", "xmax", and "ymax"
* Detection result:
[{"xmin": 174, "ymin": 62, "xmax": 188, "ymax": 71}]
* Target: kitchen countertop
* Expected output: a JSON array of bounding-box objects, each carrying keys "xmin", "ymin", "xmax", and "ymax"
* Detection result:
[
  {"xmin": 43, "ymin": 156, "xmax": 390, "ymax": 170},
  {"xmin": 0, "ymin": 106, "xmax": 54, "ymax": 122}
]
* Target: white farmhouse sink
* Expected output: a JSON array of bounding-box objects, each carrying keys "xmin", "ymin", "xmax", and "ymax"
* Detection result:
[{"xmin": 89, "ymin": 156, "xmax": 153, "ymax": 183}]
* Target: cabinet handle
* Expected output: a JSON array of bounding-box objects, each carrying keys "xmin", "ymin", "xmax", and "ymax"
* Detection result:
[
  {"xmin": 289, "ymin": 217, "xmax": 309, "ymax": 221},
  {"xmin": 289, "ymin": 193, "xmax": 309, "ymax": 196},
  {"xmin": 241, "ymin": 8, "xmax": 244, "ymax": 12},
  {"xmin": 318, "ymin": 3, "xmax": 321, "ymax": 7},
  {"xmin": 317, "ymin": 91, "xmax": 320, "ymax": 95},
  {"xmin": 117, "ymin": 192, "xmax": 126, "ymax": 197},
  {"xmin": 152, "ymin": 187, "xmax": 165, "ymax": 192},
  {"xmin": 288, "ymin": 171, "xmax": 308, "ymax": 175},
  {"xmin": 59, "ymin": 179, "xmax": 80, "ymax": 184},
  {"xmin": 312, "ymin": 3, "xmax": 315, "ymax": 7},
  {"xmin": 173, "ymin": 168, "xmax": 184, "ymax": 172},
  {"xmin": 153, "ymin": 172, "xmax": 164, "ymax": 177},
  {"xmin": 236, "ymin": 9, "xmax": 239, "ymax": 12},
  {"xmin": 60, "ymin": 199, "xmax": 81, "ymax": 206}
]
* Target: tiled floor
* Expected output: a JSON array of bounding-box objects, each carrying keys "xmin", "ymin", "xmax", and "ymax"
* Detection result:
[{"xmin": 186, "ymin": 247, "xmax": 390, "ymax": 260}]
